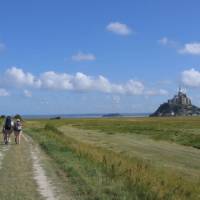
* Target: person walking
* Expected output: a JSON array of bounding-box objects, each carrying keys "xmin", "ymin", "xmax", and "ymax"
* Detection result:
[
  {"xmin": 2, "ymin": 116, "xmax": 14, "ymax": 144},
  {"xmin": 13, "ymin": 119, "xmax": 22, "ymax": 144}
]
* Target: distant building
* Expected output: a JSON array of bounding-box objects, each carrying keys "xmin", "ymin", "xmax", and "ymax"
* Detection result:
[
  {"xmin": 168, "ymin": 88, "xmax": 191, "ymax": 106},
  {"xmin": 150, "ymin": 88, "xmax": 200, "ymax": 117}
]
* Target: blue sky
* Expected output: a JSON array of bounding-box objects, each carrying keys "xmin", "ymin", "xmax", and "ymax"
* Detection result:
[{"xmin": 1, "ymin": 0, "xmax": 200, "ymax": 115}]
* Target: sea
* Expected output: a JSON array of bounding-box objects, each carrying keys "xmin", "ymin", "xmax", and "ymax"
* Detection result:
[{"xmin": 22, "ymin": 113, "xmax": 150, "ymax": 119}]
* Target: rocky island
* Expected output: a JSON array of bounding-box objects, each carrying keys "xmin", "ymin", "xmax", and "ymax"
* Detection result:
[
  {"xmin": 102, "ymin": 113, "xmax": 122, "ymax": 118},
  {"xmin": 150, "ymin": 88, "xmax": 200, "ymax": 117}
]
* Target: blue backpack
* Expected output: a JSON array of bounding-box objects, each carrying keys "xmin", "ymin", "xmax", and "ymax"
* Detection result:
[{"xmin": 5, "ymin": 117, "xmax": 12, "ymax": 130}]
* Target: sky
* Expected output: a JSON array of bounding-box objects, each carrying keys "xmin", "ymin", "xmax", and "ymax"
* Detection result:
[{"xmin": 1, "ymin": 0, "xmax": 200, "ymax": 115}]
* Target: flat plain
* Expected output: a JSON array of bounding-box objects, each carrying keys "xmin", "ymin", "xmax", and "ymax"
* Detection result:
[
  {"xmin": 26, "ymin": 117, "xmax": 200, "ymax": 199},
  {"xmin": 1, "ymin": 117, "xmax": 200, "ymax": 199}
]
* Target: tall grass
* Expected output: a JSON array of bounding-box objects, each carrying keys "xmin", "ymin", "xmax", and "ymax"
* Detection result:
[
  {"xmin": 36, "ymin": 117, "xmax": 200, "ymax": 149},
  {"xmin": 26, "ymin": 123, "xmax": 200, "ymax": 200}
]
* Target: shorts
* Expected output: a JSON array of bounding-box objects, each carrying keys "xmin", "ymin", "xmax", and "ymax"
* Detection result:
[
  {"xmin": 3, "ymin": 129, "xmax": 12, "ymax": 135},
  {"xmin": 14, "ymin": 130, "xmax": 22, "ymax": 135}
]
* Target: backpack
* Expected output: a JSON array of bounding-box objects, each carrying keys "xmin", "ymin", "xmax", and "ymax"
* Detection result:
[
  {"xmin": 14, "ymin": 122, "xmax": 22, "ymax": 131},
  {"xmin": 5, "ymin": 117, "xmax": 12, "ymax": 130}
]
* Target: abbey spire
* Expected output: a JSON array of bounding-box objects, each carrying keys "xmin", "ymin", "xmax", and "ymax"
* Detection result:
[{"xmin": 150, "ymin": 89, "xmax": 200, "ymax": 117}]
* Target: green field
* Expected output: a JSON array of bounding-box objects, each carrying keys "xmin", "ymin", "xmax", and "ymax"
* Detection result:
[
  {"xmin": 1, "ymin": 117, "xmax": 199, "ymax": 199},
  {"xmin": 24, "ymin": 117, "xmax": 200, "ymax": 200}
]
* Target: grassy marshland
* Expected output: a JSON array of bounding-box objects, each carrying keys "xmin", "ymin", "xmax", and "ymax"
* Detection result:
[{"xmin": 25, "ymin": 117, "xmax": 200, "ymax": 199}]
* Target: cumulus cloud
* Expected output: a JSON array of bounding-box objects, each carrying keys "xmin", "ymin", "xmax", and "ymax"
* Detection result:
[
  {"xmin": 106, "ymin": 22, "xmax": 132, "ymax": 36},
  {"xmin": 72, "ymin": 52, "xmax": 96, "ymax": 61},
  {"xmin": 39, "ymin": 71, "xmax": 144, "ymax": 95},
  {"xmin": 159, "ymin": 39, "xmax": 200, "ymax": 56},
  {"xmin": 179, "ymin": 42, "xmax": 200, "ymax": 55},
  {"xmin": 73, "ymin": 73, "xmax": 94, "ymax": 91},
  {"xmin": 124, "ymin": 80, "xmax": 144, "ymax": 95},
  {"xmin": 0, "ymin": 67, "xmax": 145, "ymax": 95},
  {"xmin": 40, "ymin": 71, "xmax": 73, "ymax": 90},
  {"xmin": 4, "ymin": 67, "xmax": 41, "ymax": 88},
  {"xmin": 0, "ymin": 88, "xmax": 9, "ymax": 96},
  {"xmin": 0, "ymin": 67, "xmax": 168, "ymax": 97},
  {"xmin": 182, "ymin": 68, "xmax": 200, "ymax": 87},
  {"xmin": 24, "ymin": 89, "xmax": 32, "ymax": 97}
]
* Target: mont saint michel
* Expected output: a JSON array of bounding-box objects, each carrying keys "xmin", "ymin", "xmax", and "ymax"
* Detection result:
[{"xmin": 150, "ymin": 88, "xmax": 200, "ymax": 117}]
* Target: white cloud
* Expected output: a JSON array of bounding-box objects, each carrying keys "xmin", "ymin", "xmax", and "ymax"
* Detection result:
[
  {"xmin": 40, "ymin": 71, "xmax": 73, "ymax": 90},
  {"xmin": 159, "ymin": 39, "xmax": 200, "ymax": 56},
  {"xmin": 0, "ymin": 67, "xmax": 171, "ymax": 98},
  {"xmin": 0, "ymin": 42, "xmax": 6, "ymax": 53},
  {"xmin": 182, "ymin": 68, "xmax": 200, "ymax": 87},
  {"xmin": 24, "ymin": 89, "xmax": 32, "ymax": 97},
  {"xmin": 4, "ymin": 67, "xmax": 41, "ymax": 88},
  {"xmin": 0, "ymin": 67, "xmax": 145, "ymax": 96},
  {"xmin": 73, "ymin": 72, "xmax": 94, "ymax": 91},
  {"xmin": 0, "ymin": 88, "xmax": 9, "ymax": 96},
  {"xmin": 158, "ymin": 37, "xmax": 177, "ymax": 47},
  {"xmin": 179, "ymin": 42, "xmax": 200, "ymax": 55},
  {"xmin": 72, "ymin": 52, "xmax": 96, "ymax": 61},
  {"xmin": 38, "ymin": 70, "xmax": 145, "ymax": 95},
  {"xmin": 0, "ymin": 66, "xmax": 173, "ymax": 99},
  {"xmin": 106, "ymin": 22, "xmax": 132, "ymax": 36},
  {"xmin": 125, "ymin": 80, "xmax": 144, "ymax": 95}
]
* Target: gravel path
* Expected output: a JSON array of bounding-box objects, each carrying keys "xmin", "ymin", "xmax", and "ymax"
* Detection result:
[
  {"xmin": 0, "ymin": 134, "xmax": 74, "ymax": 200},
  {"xmin": 0, "ymin": 144, "xmax": 9, "ymax": 169},
  {"xmin": 23, "ymin": 134, "xmax": 58, "ymax": 200}
]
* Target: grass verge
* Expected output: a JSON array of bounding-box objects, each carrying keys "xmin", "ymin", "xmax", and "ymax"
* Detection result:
[
  {"xmin": 27, "ymin": 117, "xmax": 200, "ymax": 149},
  {"xmin": 26, "ymin": 123, "xmax": 200, "ymax": 200}
]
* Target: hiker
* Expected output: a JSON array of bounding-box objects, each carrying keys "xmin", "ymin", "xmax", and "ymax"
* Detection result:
[
  {"xmin": 2, "ymin": 116, "xmax": 14, "ymax": 144},
  {"xmin": 13, "ymin": 119, "xmax": 22, "ymax": 144}
]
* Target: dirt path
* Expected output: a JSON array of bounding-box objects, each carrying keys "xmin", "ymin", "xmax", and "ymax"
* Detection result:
[
  {"xmin": 22, "ymin": 134, "xmax": 59, "ymax": 200},
  {"xmin": 0, "ymin": 134, "xmax": 74, "ymax": 200},
  {"xmin": 0, "ymin": 142, "xmax": 10, "ymax": 169},
  {"xmin": 0, "ymin": 135, "xmax": 43, "ymax": 200}
]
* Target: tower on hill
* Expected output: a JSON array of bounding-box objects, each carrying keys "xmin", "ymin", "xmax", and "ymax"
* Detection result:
[
  {"xmin": 168, "ymin": 87, "xmax": 191, "ymax": 106},
  {"xmin": 150, "ymin": 88, "xmax": 200, "ymax": 117}
]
